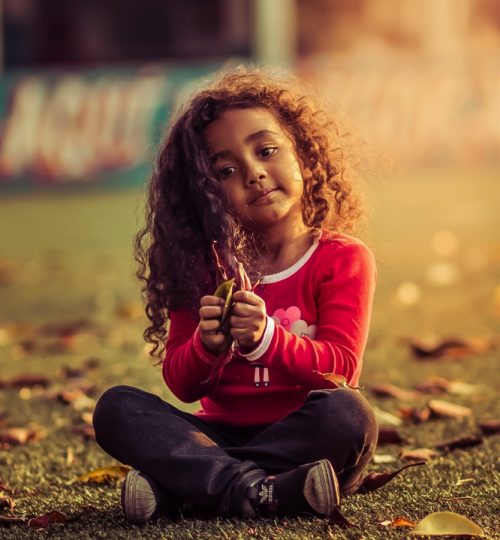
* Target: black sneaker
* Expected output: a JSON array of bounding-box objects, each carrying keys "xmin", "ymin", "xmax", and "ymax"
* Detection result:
[
  {"xmin": 245, "ymin": 459, "xmax": 341, "ymax": 518},
  {"xmin": 121, "ymin": 469, "xmax": 178, "ymax": 524}
]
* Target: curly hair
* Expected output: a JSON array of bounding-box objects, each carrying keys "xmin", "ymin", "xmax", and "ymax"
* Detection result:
[{"xmin": 135, "ymin": 66, "xmax": 363, "ymax": 360}]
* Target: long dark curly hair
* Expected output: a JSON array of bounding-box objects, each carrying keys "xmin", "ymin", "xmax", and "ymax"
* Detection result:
[{"xmin": 135, "ymin": 66, "xmax": 363, "ymax": 360}]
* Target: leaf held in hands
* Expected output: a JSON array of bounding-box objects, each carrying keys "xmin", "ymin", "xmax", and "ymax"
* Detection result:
[
  {"xmin": 28, "ymin": 510, "xmax": 67, "ymax": 529},
  {"xmin": 314, "ymin": 371, "xmax": 364, "ymax": 390},
  {"xmin": 409, "ymin": 511, "xmax": 485, "ymax": 537},
  {"xmin": 214, "ymin": 278, "xmax": 235, "ymax": 324},
  {"xmin": 358, "ymin": 461, "xmax": 425, "ymax": 493},
  {"xmin": 74, "ymin": 465, "xmax": 131, "ymax": 484}
]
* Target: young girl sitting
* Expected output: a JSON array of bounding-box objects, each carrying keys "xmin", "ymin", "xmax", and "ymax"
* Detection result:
[{"xmin": 93, "ymin": 67, "xmax": 378, "ymax": 523}]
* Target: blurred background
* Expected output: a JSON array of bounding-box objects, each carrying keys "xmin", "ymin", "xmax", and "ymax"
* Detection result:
[{"xmin": 0, "ymin": 0, "xmax": 498, "ymax": 360}]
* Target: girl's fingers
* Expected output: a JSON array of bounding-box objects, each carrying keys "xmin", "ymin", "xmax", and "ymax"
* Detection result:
[
  {"xmin": 199, "ymin": 305, "xmax": 223, "ymax": 320},
  {"xmin": 200, "ymin": 295, "xmax": 226, "ymax": 307},
  {"xmin": 199, "ymin": 319, "xmax": 221, "ymax": 332},
  {"xmin": 232, "ymin": 290, "xmax": 261, "ymax": 306}
]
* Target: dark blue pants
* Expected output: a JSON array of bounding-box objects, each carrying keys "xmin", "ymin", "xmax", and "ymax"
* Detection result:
[{"xmin": 93, "ymin": 386, "xmax": 377, "ymax": 515}]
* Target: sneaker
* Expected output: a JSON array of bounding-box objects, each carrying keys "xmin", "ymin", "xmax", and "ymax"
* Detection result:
[
  {"xmin": 121, "ymin": 469, "xmax": 176, "ymax": 524},
  {"xmin": 245, "ymin": 459, "xmax": 340, "ymax": 519}
]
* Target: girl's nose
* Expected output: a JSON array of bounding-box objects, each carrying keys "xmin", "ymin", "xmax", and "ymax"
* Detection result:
[{"xmin": 245, "ymin": 167, "xmax": 266, "ymax": 187}]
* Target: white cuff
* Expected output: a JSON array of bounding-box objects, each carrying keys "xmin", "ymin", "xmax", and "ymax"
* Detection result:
[{"xmin": 239, "ymin": 316, "xmax": 275, "ymax": 362}]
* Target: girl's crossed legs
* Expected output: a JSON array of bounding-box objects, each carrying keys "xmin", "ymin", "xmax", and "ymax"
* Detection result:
[{"xmin": 92, "ymin": 385, "xmax": 377, "ymax": 517}]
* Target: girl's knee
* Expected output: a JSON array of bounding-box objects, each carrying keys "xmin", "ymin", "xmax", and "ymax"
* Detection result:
[
  {"xmin": 308, "ymin": 388, "xmax": 378, "ymax": 445},
  {"xmin": 93, "ymin": 385, "xmax": 141, "ymax": 430}
]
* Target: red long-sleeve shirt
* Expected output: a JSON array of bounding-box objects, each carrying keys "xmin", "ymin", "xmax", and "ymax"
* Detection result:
[{"xmin": 163, "ymin": 232, "xmax": 376, "ymax": 426}]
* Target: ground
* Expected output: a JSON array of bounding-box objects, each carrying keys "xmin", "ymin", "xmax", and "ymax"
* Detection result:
[{"xmin": 0, "ymin": 167, "xmax": 498, "ymax": 539}]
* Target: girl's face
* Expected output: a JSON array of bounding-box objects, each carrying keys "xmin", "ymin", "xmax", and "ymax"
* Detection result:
[{"xmin": 203, "ymin": 107, "xmax": 305, "ymax": 234}]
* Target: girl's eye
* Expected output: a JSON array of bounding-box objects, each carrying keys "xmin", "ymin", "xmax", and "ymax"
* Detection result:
[
  {"xmin": 219, "ymin": 166, "xmax": 236, "ymax": 179},
  {"xmin": 260, "ymin": 146, "xmax": 278, "ymax": 158}
]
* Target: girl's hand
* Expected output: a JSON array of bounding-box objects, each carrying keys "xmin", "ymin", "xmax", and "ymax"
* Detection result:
[
  {"xmin": 229, "ymin": 290, "xmax": 267, "ymax": 349},
  {"xmin": 198, "ymin": 295, "xmax": 232, "ymax": 355}
]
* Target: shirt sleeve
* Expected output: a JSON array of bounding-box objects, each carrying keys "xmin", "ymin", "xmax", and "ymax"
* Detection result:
[
  {"xmin": 162, "ymin": 309, "xmax": 232, "ymax": 403},
  {"xmin": 252, "ymin": 242, "xmax": 377, "ymax": 389}
]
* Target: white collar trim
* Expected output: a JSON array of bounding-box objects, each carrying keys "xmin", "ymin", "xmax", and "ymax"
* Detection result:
[{"xmin": 260, "ymin": 234, "xmax": 321, "ymax": 284}]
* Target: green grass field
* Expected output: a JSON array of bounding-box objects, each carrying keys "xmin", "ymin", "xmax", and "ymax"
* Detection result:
[{"xmin": 0, "ymin": 167, "xmax": 499, "ymax": 539}]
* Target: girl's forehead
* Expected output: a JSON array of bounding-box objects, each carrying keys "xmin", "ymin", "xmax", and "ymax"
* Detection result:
[{"xmin": 203, "ymin": 107, "xmax": 288, "ymax": 147}]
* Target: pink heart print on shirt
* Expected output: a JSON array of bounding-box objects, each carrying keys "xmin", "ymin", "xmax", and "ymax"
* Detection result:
[{"xmin": 272, "ymin": 306, "xmax": 317, "ymax": 339}]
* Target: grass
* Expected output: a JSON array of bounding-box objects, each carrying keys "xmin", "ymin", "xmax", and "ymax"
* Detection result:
[{"xmin": 0, "ymin": 167, "xmax": 499, "ymax": 539}]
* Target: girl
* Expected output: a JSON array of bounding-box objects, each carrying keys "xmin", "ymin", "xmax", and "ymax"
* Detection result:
[{"xmin": 93, "ymin": 67, "xmax": 378, "ymax": 523}]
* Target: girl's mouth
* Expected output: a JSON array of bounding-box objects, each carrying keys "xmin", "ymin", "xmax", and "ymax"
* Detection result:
[{"xmin": 249, "ymin": 188, "xmax": 279, "ymax": 205}]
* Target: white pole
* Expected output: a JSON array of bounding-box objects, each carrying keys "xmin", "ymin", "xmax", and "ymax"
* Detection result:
[{"xmin": 254, "ymin": 0, "xmax": 297, "ymax": 67}]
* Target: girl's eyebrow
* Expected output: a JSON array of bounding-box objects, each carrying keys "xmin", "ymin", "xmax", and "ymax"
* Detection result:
[{"xmin": 209, "ymin": 129, "xmax": 280, "ymax": 163}]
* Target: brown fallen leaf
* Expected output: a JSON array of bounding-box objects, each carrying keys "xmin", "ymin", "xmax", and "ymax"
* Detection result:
[
  {"xmin": 408, "ymin": 336, "xmax": 495, "ymax": 360},
  {"xmin": 478, "ymin": 419, "xmax": 500, "ymax": 435},
  {"xmin": 399, "ymin": 405, "xmax": 432, "ymax": 423},
  {"xmin": 400, "ymin": 448, "xmax": 441, "ymax": 462},
  {"xmin": 0, "ymin": 515, "xmax": 25, "ymax": 525},
  {"xmin": 380, "ymin": 516, "xmax": 416, "ymax": 527},
  {"xmin": 28, "ymin": 510, "xmax": 67, "ymax": 529},
  {"xmin": 428, "ymin": 399, "xmax": 471, "ymax": 419},
  {"xmin": 313, "ymin": 371, "xmax": 364, "ymax": 390},
  {"xmin": 436, "ymin": 496, "xmax": 474, "ymax": 503},
  {"xmin": 0, "ymin": 426, "xmax": 46, "ymax": 448},
  {"xmin": 358, "ymin": 461, "xmax": 425, "ymax": 493},
  {"xmin": 369, "ymin": 383, "xmax": 419, "ymax": 401},
  {"xmin": 409, "ymin": 511, "xmax": 485, "ymax": 537},
  {"xmin": 73, "ymin": 465, "xmax": 131, "ymax": 484},
  {"xmin": 435, "ymin": 435, "xmax": 483, "ymax": 452},
  {"xmin": 416, "ymin": 376, "xmax": 479, "ymax": 396},
  {"xmin": 0, "ymin": 495, "xmax": 15, "ymax": 511},
  {"xmin": 377, "ymin": 426, "xmax": 407, "ymax": 445},
  {"xmin": 0, "ymin": 375, "xmax": 50, "ymax": 389}
]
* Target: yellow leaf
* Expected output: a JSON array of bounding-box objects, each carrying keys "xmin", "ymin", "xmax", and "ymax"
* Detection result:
[
  {"xmin": 214, "ymin": 278, "xmax": 235, "ymax": 324},
  {"xmin": 314, "ymin": 371, "xmax": 364, "ymax": 390},
  {"xmin": 409, "ymin": 511, "xmax": 485, "ymax": 537},
  {"xmin": 74, "ymin": 465, "xmax": 131, "ymax": 484}
]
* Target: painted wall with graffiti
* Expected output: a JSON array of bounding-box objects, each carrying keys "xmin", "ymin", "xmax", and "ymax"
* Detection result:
[{"xmin": 0, "ymin": 64, "xmax": 216, "ymax": 189}]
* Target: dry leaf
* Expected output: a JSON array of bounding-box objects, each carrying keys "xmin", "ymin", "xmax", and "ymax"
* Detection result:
[
  {"xmin": 377, "ymin": 426, "xmax": 407, "ymax": 445},
  {"xmin": 0, "ymin": 515, "xmax": 25, "ymax": 525},
  {"xmin": 358, "ymin": 461, "xmax": 425, "ymax": 493},
  {"xmin": 399, "ymin": 405, "xmax": 432, "ymax": 423},
  {"xmin": 372, "ymin": 454, "xmax": 397, "ymax": 464},
  {"xmin": 478, "ymin": 419, "xmax": 500, "ymax": 435},
  {"xmin": 409, "ymin": 336, "xmax": 495, "ymax": 360},
  {"xmin": 28, "ymin": 510, "xmax": 67, "ymax": 529},
  {"xmin": 74, "ymin": 465, "xmax": 131, "ymax": 484},
  {"xmin": 214, "ymin": 278, "xmax": 235, "ymax": 324},
  {"xmin": 0, "ymin": 375, "xmax": 50, "ymax": 389},
  {"xmin": 373, "ymin": 406, "xmax": 403, "ymax": 426},
  {"xmin": 435, "ymin": 435, "xmax": 483, "ymax": 452},
  {"xmin": 0, "ymin": 495, "xmax": 15, "ymax": 511},
  {"xmin": 428, "ymin": 399, "xmax": 471, "ymax": 418},
  {"xmin": 369, "ymin": 383, "xmax": 419, "ymax": 401},
  {"xmin": 0, "ymin": 426, "xmax": 46, "ymax": 448},
  {"xmin": 409, "ymin": 511, "xmax": 485, "ymax": 537},
  {"xmin": 400, "ymin": 448, "xmax": 440, "ymax": 462},
  {"xmin": 416, "ymin": 376, "xmax": 479, "ymax": 396},
  {"xmin": 380, "ymin": 516, "xmax": 416, "ymax": 527},
  {"xmin": 313, "ymin": 371, "xmax": 364, "ymax": 390}
]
